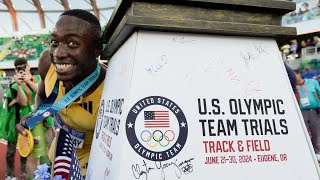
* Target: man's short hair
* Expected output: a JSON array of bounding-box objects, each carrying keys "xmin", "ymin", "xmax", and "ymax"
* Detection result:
[
  {"xmin": 60, "ymin": 9, "xmax": 101, "ymax": 40},
  {"xmin": 294, "ymin": 69, "xmax": 302, "ymax": 74},
  {"xmin": 14, "ymin": 57, "xmax": 27, "ymax": 67}
]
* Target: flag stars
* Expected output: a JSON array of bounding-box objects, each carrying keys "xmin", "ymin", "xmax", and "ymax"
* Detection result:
[
  {"xmin": 127, "ymin": 122, "xmax": 133, "ymax": 128},
  {"xmin": 180, "ymin": 121, "xmax": 186, "ymax": 127},
  {"xmin": 144, "ymin": 111, "xmax": 154, "ymax": 119}
]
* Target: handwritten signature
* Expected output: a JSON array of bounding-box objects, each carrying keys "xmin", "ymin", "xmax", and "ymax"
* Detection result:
[
  {"xmin": 172, "ymin": 36, "xmax": 196, "ymax": 44},
  {"xmin": 178, "ymin": 158, "xmax": 194, "ymax": 175},
  {"xmin": 254, "ymin": 41, "xmax": 269, "ymax": 55},
  {"xmin": 155, "ymin": 160, "xmax": 182, "ymax": 180},
  {"xmin": 246, "ymin": 80, "xmax": 262, "ymax": 97},
  {"xmin": 132, "ymin": 160, "xmax": 155, "ymax": 180},
  {"xmin": 240, "ymin": 41, "xmax": 269, "ymax": 68},
  {"xmin": 132, "ymin": 158, "xmax": 194, "ymax": 180},
  {"xmin": 145, "ymin": 55, "xmax": 168, "ymax": 74},
  {"xmin": 226, "ymin": 68, "xmax": 240, "ymax": 81}
]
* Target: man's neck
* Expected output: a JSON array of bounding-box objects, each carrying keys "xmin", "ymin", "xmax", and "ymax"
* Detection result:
[{"xmin": 299, "ymin": 79, "xmax": 305, "ymax": 86}]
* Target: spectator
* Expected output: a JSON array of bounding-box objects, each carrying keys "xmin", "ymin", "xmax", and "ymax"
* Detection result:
[
  {"xmin": 290, "ymin": 39, "xmax": 298, "ymax": 56},
  {"xmin": 295, "ymin": 69, "xmax": 320, "ymax": 161},
  {"xmin": 307, "ymin": 38, "xmax": 316, "ymax": 47},
  {"xmin": 281, "ymin": 43, "xmax": 291, "ymax": 60},
  {"xmin": 285, "ymin": 63, "xmax": 300, "ymax": 102},
  {"xmin": 5, "ymin": 57, "xmax": 40, "ymax": 180},
  {"xmin": 313, "ymin": 36, "xmax": 320, "ymax": 46}
]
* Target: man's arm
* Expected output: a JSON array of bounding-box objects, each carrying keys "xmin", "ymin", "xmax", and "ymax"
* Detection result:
[
  {"xmin": 14, "ymin": 75, "xmax": 28, "ymax": 106},
  {"xmin": 34, "ymin": 48, "xmax": 52, "ymax": 109},
  {"xmin": 16, "ymin": 49, "xmax": 52, "ymax": 135},
  {"xmin": 34, "ymin": 80, "xmax": 46, "ymax": 110},
  {"xmin": 314, "ymin": 79, "xmax": 320, "ymax": 96},
  {"xmin": 6, "ymin": 88, "xmax": 17, "ymax": 109},
  {"xmin": 24, "ymin": 76, "xmax": 38, "ymax": 93},
  {"xmin": 8, "ymin": 98, "xmax": 17, "ymax": 108}
]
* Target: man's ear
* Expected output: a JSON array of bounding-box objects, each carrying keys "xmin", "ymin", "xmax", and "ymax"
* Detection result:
[{"xmin": 95, "ymin": 39, "xmax": 103, "ymax": 57}]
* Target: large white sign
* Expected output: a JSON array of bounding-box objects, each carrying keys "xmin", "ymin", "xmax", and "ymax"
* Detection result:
[{"xmin": 87, "ymin": 31, "xmax": 320, "ymax": 179}]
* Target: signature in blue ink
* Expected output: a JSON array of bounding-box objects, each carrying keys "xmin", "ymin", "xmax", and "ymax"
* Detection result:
[{"xmin": 145, "ymin": 55, "xmax": 168, "ymax": 74}]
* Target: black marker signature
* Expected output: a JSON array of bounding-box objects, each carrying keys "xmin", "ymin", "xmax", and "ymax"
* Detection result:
[
  {"xmin": 132, "ymin": 160, "xmax": 155, "ymax": 180},
  {"xmin": 131, "ymin": 158, "xmax": 194, "ymax": 180},
  {"xmin": 181, "ymin": 164, "xmax": 193, "ymax": 174},
  {"xmin": 178, "ymin": 158, "xmax": 194, "ymax": 175},
  {"xmin": 254, "ymin": 41, "xmax": 269, "ymax": 55},
  {"xmin": 240, "ymin": 51, "xmax": 255, "ymax": 68},
  {"xmin": 240, "ymin": 41, "xmax": 269, "ymax": 68},
  {"xmin": 155, "ymin": 160, "xmax": 182, "ymax": 180}
]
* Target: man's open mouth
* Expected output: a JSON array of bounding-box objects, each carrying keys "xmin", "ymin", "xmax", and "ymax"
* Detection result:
[{"xmin": 55, "ymin": 63, "xmax": 76, "ymax": 72}]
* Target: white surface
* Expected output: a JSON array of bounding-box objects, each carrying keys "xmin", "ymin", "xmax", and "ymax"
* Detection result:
[{"xmin": 87, "ymin": 31, "xmax": 320, "ymax": 180}]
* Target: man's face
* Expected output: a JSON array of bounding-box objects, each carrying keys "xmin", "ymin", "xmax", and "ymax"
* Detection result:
[
  {"xmin": 49, "ymin": 15, "xmax": 99, "ymax": 82},
  {"xmin": 15, "ymin": 64, "xmax": 30, "ymax": 74},
  {"xmin": 296, "ymin": 73, "xmax": 304, "ymax": 85}
]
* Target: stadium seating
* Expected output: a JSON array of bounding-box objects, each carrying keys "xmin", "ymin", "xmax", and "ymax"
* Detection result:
[{"xmin": 0, "ymin": 34, "xmax": 50, "ymax": 62}]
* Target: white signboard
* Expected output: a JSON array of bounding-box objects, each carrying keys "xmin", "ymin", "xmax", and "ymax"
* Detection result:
[{"xmin": 87, "ymin": 31, "xmax": 320, "ymax": 179}]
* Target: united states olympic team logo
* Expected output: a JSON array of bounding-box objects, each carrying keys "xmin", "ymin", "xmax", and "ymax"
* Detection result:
[
  {"xmin": 43, "ymin": 111, "xmax": 51, "ymax": 118},
  {"xmin": 126, "ymin": 96, "xmax": 188, "ymax": 161}
]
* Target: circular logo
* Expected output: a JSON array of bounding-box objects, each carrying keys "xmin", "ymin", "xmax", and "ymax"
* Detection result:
[
  {"xmin": 126, "ymin": 96, "xmax": 188, "ymax": 161},
  {"xmin": 43, "ymin": 111, "xmax": 51, "ymax": 118},
  {"xmin": 95, "ymin": 100, "xmax": 105, "ymax": 139}
]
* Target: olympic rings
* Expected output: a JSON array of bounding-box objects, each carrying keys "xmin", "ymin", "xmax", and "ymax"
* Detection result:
[
  {"xmin": 164, "ymin": 130, "xmax": 175, "ymax": 142},
  {"xmin": 153, "ymin": 130, "xmax": 164, "ymax": 142},
  {"xmin": 140, "ymin": 129, "xmax": 176, "ymax": 148},
  {"xmin": 146, "ymin": 135, "xmax": 158, "ymax": 147},
  {"xmin": 140, "ymin": 130, "xmax": 151, "ymax": 142},
  {"xmin": 159, "ymin": 135, "xmax": 170, "ymax": 147}
]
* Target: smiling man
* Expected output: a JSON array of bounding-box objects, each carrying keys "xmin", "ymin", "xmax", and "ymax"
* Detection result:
[{"xmin": 16, "ymin": 9, "xmax": 107, "ymax": 177}]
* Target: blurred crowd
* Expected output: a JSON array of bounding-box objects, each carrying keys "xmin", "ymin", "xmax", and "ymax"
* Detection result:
[
  {"xmin": 280, "ymin": 35, "xmax": 320, "ymax": 60},
  {"xmin": 0, "ymin": 34, "xmax": 49, "ymax": 61}
]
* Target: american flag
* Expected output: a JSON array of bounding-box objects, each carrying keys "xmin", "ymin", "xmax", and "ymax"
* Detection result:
[
  {"xmin": 144, "ymin": 110, "xmax": 170, "ymax": 128},
  {"xmin": 52, "ymin": 128, "xmax": 83, "ymax": 180}
]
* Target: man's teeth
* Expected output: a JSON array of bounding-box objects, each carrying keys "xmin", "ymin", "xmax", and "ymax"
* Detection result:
[{"xmin": 55, "ymin": 64, "xmax": 74, "ymax": 71}]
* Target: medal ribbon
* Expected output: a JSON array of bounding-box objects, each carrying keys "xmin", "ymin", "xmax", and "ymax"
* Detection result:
[
  {"xmin": 24, "ymin": 64, "xmax": 101, "ymax": 129},
  {"xmin": 299, "ymin": 85, "xmax": 308, "ymax": 97}
]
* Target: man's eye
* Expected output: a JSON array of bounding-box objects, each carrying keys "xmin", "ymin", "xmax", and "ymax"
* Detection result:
[
  {"xmin": 68, "ymin": 41, "xmax": 78, "ymax": 47},
  {"xmin": 50, "ymin": 40, "xmax": 58, "ymax": 46}
]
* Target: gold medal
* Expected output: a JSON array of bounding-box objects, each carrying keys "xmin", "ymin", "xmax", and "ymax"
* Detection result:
[{"xmin": 17, "ymin": 129, "xmax": 34, "ymax": 157}]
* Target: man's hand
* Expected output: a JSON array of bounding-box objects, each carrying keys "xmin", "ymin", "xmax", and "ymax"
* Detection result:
[
  {"xmin": 24, "ymin": 71, "xmax": 33, "ymax": 83},
  {"xmin": 14, "ymin": 72, "xmax": 25, "ymax": 85},
  {"xmin": 16, "ymin": 113, "xmax": 39, "ymax": 144}
]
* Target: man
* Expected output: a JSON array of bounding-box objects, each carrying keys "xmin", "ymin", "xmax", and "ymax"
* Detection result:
[
  {"xmin": 285, "ymin": 63, "xmax": 300, "ymax": 102},
  {"xmin": 295, "ymin": 70, "xmax": 320, "ymax": 160},
  {"xmin": 16, "ymin": 9, "xmax": 107, "ymax": 177},
  {"xmin": 6, "ymin": 57, "xmax": 40, "ymax": 180}
]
